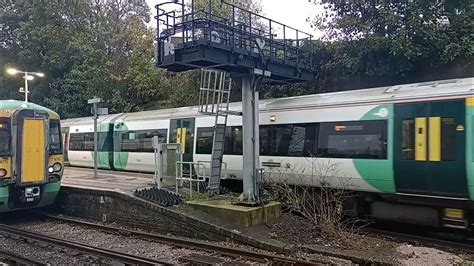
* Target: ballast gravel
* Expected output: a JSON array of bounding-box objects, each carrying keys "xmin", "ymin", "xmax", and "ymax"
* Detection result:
[
  {"xmin": 16, "ymin": 221, "xmax": 258, "ymax": 264},
  {"xmin": 0, "ymin": 232, "xmax": 113, "ymax": 264}
]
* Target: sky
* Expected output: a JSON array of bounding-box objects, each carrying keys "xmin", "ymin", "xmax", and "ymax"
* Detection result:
[{"xmin": 147, "ymin": 0, "xmax": 325, "ymax": 39}]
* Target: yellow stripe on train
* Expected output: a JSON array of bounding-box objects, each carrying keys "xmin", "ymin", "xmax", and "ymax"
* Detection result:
[{"xmin": 467, "ymin": 97, "xmax": 474, "ymax": 106}]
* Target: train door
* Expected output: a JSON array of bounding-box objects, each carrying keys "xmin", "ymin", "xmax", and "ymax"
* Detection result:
[
  {"xmin": 394, "ymin": 99, "xmax": 468, "ymax": 198},
  {"xmin": 169, "ymin": 118, "xmax": 195, "ymax": 162},
  {"xmin": 14, "ymin": 110, "xmax": 49, "ymax": 184}
]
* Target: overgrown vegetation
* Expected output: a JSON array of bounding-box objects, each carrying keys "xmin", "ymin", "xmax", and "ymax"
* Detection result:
[{"xmin": 264, "ymin": 158, "xmax": 365, "ymax": 239}]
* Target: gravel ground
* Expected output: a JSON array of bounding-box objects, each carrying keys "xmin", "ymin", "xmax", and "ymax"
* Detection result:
[
  {"xmin": 0, "ymin": 232, "xmax": 113, "ymax": 264},
  {"xmin": 16, "ymin": 220, "xmax": 270, "ymax": 264},
  {"xmin": 397, "ymin": 244, "xmax": 463, "ymax": 265},
  {"xmin": 50, "ymin": 214, "xmax": 300, "ymax": 260},
  {"xmin": 263, "ymin": 212, "xmax": 473, "ymax": 264}
]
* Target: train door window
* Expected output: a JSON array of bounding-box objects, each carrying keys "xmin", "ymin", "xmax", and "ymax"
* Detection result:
[
  {"xmin": 441, "ymin": 118, "xmax": 456, "ymax": 161},
  {"xmin": 49, "ymin": 120, "xmax": 62, "ymax": 154},
  {"xmin": 186, "ymin": 128, "xmax": 194, "ymax": 154},
  {"xmin": 0, "ymin": 118, "xmax": 10, "ymax": 155},
  {"xmin": 401, "ymin": 119, "xmax": 415, "ymax": 160},
  {"xmin": 318, "ymin": 121, "xmax": 387, "ymax": 159}
]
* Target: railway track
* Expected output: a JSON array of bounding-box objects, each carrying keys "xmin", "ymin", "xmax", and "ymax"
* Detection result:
[
  {"xmin": 0, "ymin": 223, "xmax": 172, "ymax": 265},
  {"xmin": 40, "ymin": 214, "xmax": 317, "ymax": 265},
  {"xmin": 366, "ymin": 227, "xmax": 474, "ymax": 254},
  {"xmin": 0, "ymin": 249, "xmax": 47, "ymax": 266}
]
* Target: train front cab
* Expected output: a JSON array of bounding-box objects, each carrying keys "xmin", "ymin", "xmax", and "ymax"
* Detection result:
[
  {"xmin": 0, "ymin": 109, "xmax": 63, "ymax": 212},
  {"xmin": 386, "ymin": 97, "xmax": 474, "ymax": 229}
]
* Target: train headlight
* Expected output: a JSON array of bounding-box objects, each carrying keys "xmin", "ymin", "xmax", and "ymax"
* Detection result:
[
  {"xmin": 0, "ymin": 169, "xmax": 6, "ymax": 177},
  {"xmin": 48, "ymin": 167, "xmax": 54, "ymax": 173},
  {"xmin": 53, "ymin": 163, "xmax": 62, "ymax": 172}
]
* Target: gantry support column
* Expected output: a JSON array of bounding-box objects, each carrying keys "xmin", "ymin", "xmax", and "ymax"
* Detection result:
[{"xmin": 237, "ymin": 74, "xmax": 260, "ymax": 203}]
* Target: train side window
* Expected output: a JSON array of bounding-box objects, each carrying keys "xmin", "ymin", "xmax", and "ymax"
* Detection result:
[
  {"xmin": 196, "ymin": 127, "xmax": 213, "ymax": 154},
  {"xmin": 69, "ymin": 133, "xmax": 85, "ymax": 150},
  {"xmin": 259, "ymin": 123, "xmax": 317, "ymax": 157},
  {"xmin": 226, "ymin": 126, "xmax": 243, "ymax": 155},
  {"xmin": 139, "ymin": 129, "xmax": 167, "ymax": 152},
  {"xmin": 441, "ymin": 118, "xmax": 456, "ymax": 161},
  {"xmin": 196, "ymin": 126, "xmax": 244, "ymax": 155},
  {"xmin": 83, "ymin": 133, "xmax": 95, "ymax": 151},
  {"xmin": 69, "ymin": 132, "xmax": 98, "ymax": 151},
  {"xmin": 318, "ymin": 121, "xmax": 387, "ymax": 159},
  {"xmin": 0, "ymin": 118, "xmax": 10, "ymax": 155},
  {"xmin": 401, "ymin": 119, "xmax": 415, "ymax": 160},
  {"xmin": 198, "ymin": 123, "xmax": 316, "ymax": 157},
  {"xmin": 120, "ymin": 129, "xmax": 167, "ymax": 152}
]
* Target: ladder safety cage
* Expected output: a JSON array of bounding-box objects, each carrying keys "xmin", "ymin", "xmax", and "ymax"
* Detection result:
[{"xmin": 198, "ymin": 69, "xmax": 234, "ymax": 193}]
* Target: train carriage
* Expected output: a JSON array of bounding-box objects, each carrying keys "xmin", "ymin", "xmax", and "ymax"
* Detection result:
[
  {"xmin": 0, "ymin": 100, "xmax": 64, "ymax": 212},
  {"xmin": 61, "ymin": 77, "xmax": 474, "ymax": 229},
  {"xmin": 65, "ymin": 114, "xmax": 122, "ymax": 169}
]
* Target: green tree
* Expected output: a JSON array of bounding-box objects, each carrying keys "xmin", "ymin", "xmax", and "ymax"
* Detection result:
[
  {"xmin": 265, "ymin": 0, "xmax": 473, "ymax": 98},
  {"xmin": 0, "ymin": 0, "xmax": 172, "ymax": 118},
  {"xmin": 310, "ymin": 0, "xmax": 473, "ymax": 89}
]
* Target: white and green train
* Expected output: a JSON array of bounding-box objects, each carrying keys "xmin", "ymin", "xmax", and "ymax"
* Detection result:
[{"xmin": 61, "ymin": 77, "xmax": 474, "ymax": 229}]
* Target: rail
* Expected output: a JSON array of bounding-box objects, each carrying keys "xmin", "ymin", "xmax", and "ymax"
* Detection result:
[
  {"xmin": 0, "ymin": 249, "xmax": 47, "ymax": 265},
  {"xmin": 366, "ymin": 227, "xmax": 474, "ymax": 254},
  {"xmin": 0, "ymin": 224, "xmax": 172, "ymax": 265},
  {"xmin": 41, "ymin": 214, "xmax": 318, "ymax": 265}
]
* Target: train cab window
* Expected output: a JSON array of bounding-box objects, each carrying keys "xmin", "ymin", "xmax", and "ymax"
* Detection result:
[
  {"xmin": 0, "ymin": 119, "xmax": 10, "ymax": 155},
  {"xmin": 401, "ymin": 119, "xmax": 415, "ymax": 160},
  {"xmin": 441, "ymin": 118, "xmax": 456, "ymax": 161},
  {"xmin": 120, "ymin": 129, "xmax": 167, "ymax": 152},
  {"xmin": 318, "ymin": 121, "xmax": 387, "ymax": 159},
  {"xmin": 49, "ymin": 120, "xmax": 62, "ymax": 154}
]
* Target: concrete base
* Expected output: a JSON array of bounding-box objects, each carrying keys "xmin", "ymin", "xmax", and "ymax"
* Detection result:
[{"xmin": 186, "ymin": 199, "xmax": 281, "ymax": 227}]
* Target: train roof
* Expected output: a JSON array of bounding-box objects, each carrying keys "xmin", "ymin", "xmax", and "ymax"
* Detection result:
[
  {"xmin": 0, "ymin": 100, "xmax": 60, "ymax": 119},
  {"xmin": 61, "ymin": 77, "xmax": 473, "ymax": 125},
  {"xmin": 266, "ymin": 77, "xmax": 473, "ymax": 110}
]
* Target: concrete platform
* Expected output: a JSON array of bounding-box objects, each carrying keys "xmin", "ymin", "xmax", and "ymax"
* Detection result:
[
  {"xmin": 186, "ymin": 199, "xmax": 281, "ymax": 227},
  {"xmin": 62, "ymin": 167, "xmax": 175, "ymax": 192}
]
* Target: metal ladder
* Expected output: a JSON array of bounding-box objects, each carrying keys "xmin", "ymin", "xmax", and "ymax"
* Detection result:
[{"xmin": 198, "ymin": 69, "xmax": 234, "ymax": 193}]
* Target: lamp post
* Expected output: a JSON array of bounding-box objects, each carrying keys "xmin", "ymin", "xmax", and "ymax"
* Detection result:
[{"xmin": 6, "ymin": 68, "xmax": 45, "ymax": 102}]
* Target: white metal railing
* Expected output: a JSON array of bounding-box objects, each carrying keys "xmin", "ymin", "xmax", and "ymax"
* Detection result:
[
  {"xmin": 197, "ymin": 160, "xmax": 228, "ymax": 179},
  {"xmin": 175, "ymin": 161, "xmax": 230, "ymax": 198},
  {"xmin": 175, "ymin": 161, "xmax": 208, "ymax": 199}
]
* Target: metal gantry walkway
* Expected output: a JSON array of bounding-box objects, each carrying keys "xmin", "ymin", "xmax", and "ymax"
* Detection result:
[
  {"xmin": 155, "ymin": 0, "xmax": 315, "ymax": 84},
  {"xmin": 155, "ymin": 0, "xmax": 317, "ymax": 203}
]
